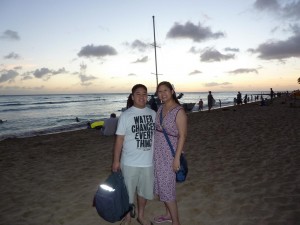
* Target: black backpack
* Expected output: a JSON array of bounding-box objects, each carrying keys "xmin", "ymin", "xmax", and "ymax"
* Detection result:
[{"xmin": 93, "ymin": 171, "xmax": 131, "ymax": 223}]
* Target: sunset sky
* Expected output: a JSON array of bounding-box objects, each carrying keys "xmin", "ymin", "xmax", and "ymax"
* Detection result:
[{"xmin": 0, "ymin": 0, "xmax": 299, "ymax": 95}]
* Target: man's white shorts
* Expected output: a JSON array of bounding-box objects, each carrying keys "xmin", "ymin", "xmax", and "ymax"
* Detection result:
[{"xmin": 121, "ymin": 165, "xmax": 154, "ymax": 204}]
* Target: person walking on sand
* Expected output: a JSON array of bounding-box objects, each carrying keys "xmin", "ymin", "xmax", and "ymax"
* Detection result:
[
  {"xmin": 153, "ymin": 81, "xmax": 187, "ymax": 225},
  {"xmin": 207, "ymin": 91, "xmax": 214, "ymax": 111},
  {"xmin": 198, "ymin": 98, "xmax": 203, "ymax": 111},
  {"xmin": 112, "ymin": 84, "xmax": 156, "ymax": 225}
]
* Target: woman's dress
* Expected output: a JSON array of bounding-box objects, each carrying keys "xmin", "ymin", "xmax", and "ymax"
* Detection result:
[{"xmin": 154, "ymin": 105, "xmax": 182, "ymax": 202}]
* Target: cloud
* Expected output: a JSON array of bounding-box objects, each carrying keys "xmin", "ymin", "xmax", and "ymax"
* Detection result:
[
  {"xmin": 77, "ymin": 44, "xmax": 117, "ymax": 58},
  {"xmin": 0, "ymin": 30, "xmax": 20, "ymax": 40},
  {"xmin": 189, "ymin": 46, "xmax": 201, "ymax": 54},
  {"xmin": 200, "ymin": 48, "xmax": 235, "ymax": 62},
  {"xmin": 254, "ymin": 0, "xmax": 280, "ymax": 11},
  {"xmin": 126, "ymin": 40, "xmax": 150, "ymax": 52},
  {"xmin": 166, "ymin": 21, "xmax": 225, "ymax": 42},
  {"xmin": 282, "ymin": 1, "xmax": 300, "ymax": 20},
  {"xmin": 21, "ymin": 75, "xmax": 33, "ymax": 81},
  {"xmin": 204, "ymin": 82, "xmax": 232, "ymax": 87},
  {"xmin": 254, "ymin": 26, "xmax": 300, "ymax": 60},
  {"xmin": 224, "ymin": 47, "xmax": 240, "ymax": 52},
  {"xmin": 228, "ymin": 68, "xmax": 259, "ymax": 74},
  {"xmin": 254, "ymin": 0, "xmax": 300, "ymax": 20},
  {"xmin": 4, "ymin": 52, "xmax": 21, "ymax": 59},
  {"xmin": 33, "ymin": 67, "xmax": 66, "ymax": 79},
  {"xmin": 132, "ymin": 56, "xmax": 148, "ymax": 63},
  {"xmin": 52, "ymin": 67, "xmax": 66, "ymax": 75},
  {"xmin": 33, "ymin": 68, "xmax": 51, "ymax": 78},
  {"xmin": 128, "ymin": 73, "xmax": 137, "ymax": 76},
  {"xmin": 189, "ymin": 70, "xmax": 202, "ymax": 75},
  {"xmin": 0, "ymin": 70, "xmax": 19, "ymax": 83},
  {"xmin": 78, "ymin": 63, "xmax": 97, "ymax": 85},
  {"xmin": 79, "ymin": 74, "xmax": 97, "ymax": 84}
]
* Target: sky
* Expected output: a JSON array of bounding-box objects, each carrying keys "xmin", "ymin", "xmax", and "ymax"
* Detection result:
[{"xmin": 0, "ymin": 0, "xmax": 300, "ymax": 95}]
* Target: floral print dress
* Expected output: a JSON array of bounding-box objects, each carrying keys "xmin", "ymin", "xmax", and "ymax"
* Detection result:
[{"xmin": 154, "ymin": 105, "xmax": 182, "ymax": 202}]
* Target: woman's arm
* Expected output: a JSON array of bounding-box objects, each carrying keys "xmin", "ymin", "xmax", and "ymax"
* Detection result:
[{"xmin": 173, "ymin": 108, "xmax": 187, "ymax": 171}]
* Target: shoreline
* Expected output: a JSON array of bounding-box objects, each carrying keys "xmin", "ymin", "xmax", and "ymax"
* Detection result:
[
  {"xmin": 0, "ymin": 97, "xmax": 299, "ymax": 225},
  {"xmin": 0, "ymin": 99, "xmax": 260, "ymax": 142}
]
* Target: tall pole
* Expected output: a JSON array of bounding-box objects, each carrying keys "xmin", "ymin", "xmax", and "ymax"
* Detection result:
[{"xmin": 152, "ymin": 16, "xmax": 158, "ymax": 88}]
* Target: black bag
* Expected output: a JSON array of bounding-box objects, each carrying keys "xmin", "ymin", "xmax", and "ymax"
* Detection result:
[{"xmin": 93, "ymin": 171, "xmax": 131, "ymax": 223}]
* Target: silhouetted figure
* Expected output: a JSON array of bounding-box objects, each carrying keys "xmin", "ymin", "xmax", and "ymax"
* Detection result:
[
  {"xmin": 244, "ymin": 94, "xmax": 248, "ymax": 104},
  {"xmin": 198, "ymin": 99, "xmax": 203, "ymax": 111},
  {"xmin": 237, "ymin": 92, "xmax": 242, "ymax": 105},
  {"xmin": 207, "ymin": 91, "xmax": 214, "ymax": 111},
  {"xmin": 270, "ymin": 88, "xmax": 275, "ymax": 100}
]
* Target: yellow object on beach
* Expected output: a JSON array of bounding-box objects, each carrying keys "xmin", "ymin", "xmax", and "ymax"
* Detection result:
[{"xmin": 91, "ymin": 121, "xmax": 104, "ymax": 129}]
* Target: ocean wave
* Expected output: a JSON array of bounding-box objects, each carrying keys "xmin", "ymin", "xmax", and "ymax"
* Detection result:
[
  {"xmin": 0, "ymin": 102, "xmax": 25, "ymax": 107},
  {"xmin": 0, "ymin": 105, "xmax": 60, "ymax": 112}
]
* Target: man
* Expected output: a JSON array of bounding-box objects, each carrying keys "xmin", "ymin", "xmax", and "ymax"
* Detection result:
[
  {"xmin": 207, "ymin": 91, "xmax": 214, "ymax": 111},
  {"xmin": 112, "ymin": 84, "xmax": 155, "ymax": 225},
  {"xmin": 101, "ymin": 113, "xmax": 118, "ymax": 136},
  {"xmin": 270, "ymin": 88, "xmax": 275, "ymax": 100}
]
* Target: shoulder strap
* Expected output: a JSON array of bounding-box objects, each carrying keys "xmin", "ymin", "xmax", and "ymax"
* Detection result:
[{"xmin": 160, "ymin": 109, "xmax": 175, "ymax": 157}]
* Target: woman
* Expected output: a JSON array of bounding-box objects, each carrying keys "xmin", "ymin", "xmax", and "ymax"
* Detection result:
[{"xmin": 153, "ymin": 81, "xmax": 187, "ymax": 225}]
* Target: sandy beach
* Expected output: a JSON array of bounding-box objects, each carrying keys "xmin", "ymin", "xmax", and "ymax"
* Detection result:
[{"xmin": 0, "ymin": 97, "xmax": 299, "ymax": 225}]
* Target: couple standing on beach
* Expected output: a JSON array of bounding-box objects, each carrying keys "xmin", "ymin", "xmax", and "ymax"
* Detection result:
[{"xmin": 112, "ymin": 82, "xmax": 187, "ymax": 225}]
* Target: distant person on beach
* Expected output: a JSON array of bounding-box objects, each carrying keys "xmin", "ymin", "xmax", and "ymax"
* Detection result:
[
  {"xmin": 198, "ymin": 99, "xmax": 203, "ymax": 111},
  {"xmin": 270, "ymin": 88, "xmax": 275, "ymax": 100},
  {"xmin": 112, "ymin": 84, "xmax": 156, "ymax": 225},
  {"xmin": 237, "ymin": 92, "xmax": 242, "ymax": 105},
  {"xmin": 207, "ymin": 91, "xmax": 214, "ymax": 111},
  {"xmin": 75, "ymin": 117, "xmax": 79, "ymax": 122},
  {"xmin": 153, "ymin": 81, "xmax": 187, "ymax": 225},
  {"xmin": 101, "ymin": 113, "xmax": 118, "ymax": 136},
  {"xmin": 244, "ymin": 94, "xmax": 248, "ymax": 104},
  {"xmin": 219, "ymin": 99, "xmax": 221, "ymax": 108},
  {"xmin": 234, "ymin": 97, "xmax": 237, "ymax": 106}
]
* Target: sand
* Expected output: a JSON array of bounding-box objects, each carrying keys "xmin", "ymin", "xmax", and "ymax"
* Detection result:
[{"xmin": 0, "ymin": 97, "xmax": 299, "ymax": 225}]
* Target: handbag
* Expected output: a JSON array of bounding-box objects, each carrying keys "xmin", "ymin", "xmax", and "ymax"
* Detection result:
[{"xmin": 160, "ymin": 108, "xmax": 188, "ymax": 182}]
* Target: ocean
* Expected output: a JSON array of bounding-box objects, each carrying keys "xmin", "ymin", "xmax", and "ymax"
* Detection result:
[{"xmin": 0, "ymin": 91, "xmax": 268, "ymax": 141}]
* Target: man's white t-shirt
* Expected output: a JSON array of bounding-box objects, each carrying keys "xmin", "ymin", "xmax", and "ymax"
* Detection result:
[{"xmin": 116, "ymin": 106, "xmax": 156, "ymax": 167}]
